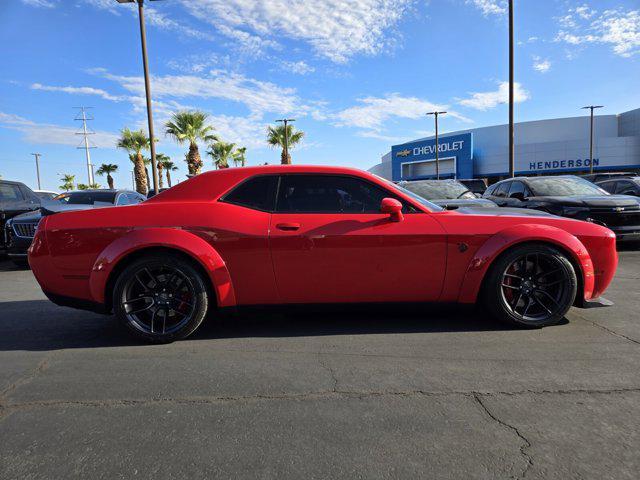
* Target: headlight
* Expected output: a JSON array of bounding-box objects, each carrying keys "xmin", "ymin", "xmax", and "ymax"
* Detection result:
[{"xmin": 561, "ymin": 206, "xmax": 590, "ymax": 217}]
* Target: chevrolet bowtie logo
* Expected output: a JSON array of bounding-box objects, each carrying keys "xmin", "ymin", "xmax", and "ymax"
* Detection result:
[
  {"xmin": 396, "ymin": 149, "xmax": 411, "ymax": 157},
  {"xmin": 614, "ymin": 206, "xmax": 625, "ymax": 212}
]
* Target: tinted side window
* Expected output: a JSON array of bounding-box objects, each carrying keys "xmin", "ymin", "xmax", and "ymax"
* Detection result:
[
  {"xmin": 0, "ymin": 184, "xmax": 24, "ymax": 201},
  {"xmin": 483, "ymin": 183, "xmax": 497, "ymax": 197},
  {"xmin": 508, "ymin": 181, "xmax": 531, "ymax": 198},
  {"xmin": 116, "ymin": 194, "xmax": 129, "ymax": 206},
  {"xmin": 615, "ymin": 181, "xmax": 635, "ymax": 194},
  {"xmin": 128, "ymin": 193, "xmax": 144, "ymax": 204},
  {"xmin": 494, "ymin": 182, "xmax": 511, "ymax": 198},
  {"xmin": 222, "ymin": 175, "xmax": 278, "ymax": 211},
  {"xmin": 276, "ymin": 175, "xmax": 398, "ymax": 214},
  {"xmin": 598, "ymin": 181, "xmax": 616, "ymax": 194}
]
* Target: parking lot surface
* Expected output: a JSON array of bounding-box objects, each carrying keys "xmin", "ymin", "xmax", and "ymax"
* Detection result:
[{"xmin": 1, "ymin": 250, "xmax": 639, "ymax": 479}]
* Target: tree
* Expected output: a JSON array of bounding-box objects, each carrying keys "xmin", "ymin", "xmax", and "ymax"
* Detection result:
[
  {"xmin": 77, "ymin": 183, "xmax": 89, "ymax": 190},
  {"xmin": 96, "ymin": 163, "xmax": 118, "ymax": 189},
  {"xmin": 161, "ymin": 160, "xmax": 178, "ymax": 187},
  {"xmin": 165, "ymin": 111, "xmax": 217, "ymax": 176},
  {"xmin": 89, "ymin": 183, "xmax": 101, "ymax": 189},
  {"xmin": 232, "ymin": 147, "xmax": 247, "ymax": 167},
  {"xmin": 207, "ymin": 141, "xmax": 237, "ymax": 170},
  {"xmin": 59, "ymin": 174, "xmax": 75, "ymax": 191},
  {"xmin": 117, "ymin": 127, "xmax": 150, "ymax": 195},
  {"xmin": 267, "ymin": 124, "xmax": 304, "ymax": 164},
  {"xmin": 155, "ymin": 153, "xmax": 171, "ymax": 188}
]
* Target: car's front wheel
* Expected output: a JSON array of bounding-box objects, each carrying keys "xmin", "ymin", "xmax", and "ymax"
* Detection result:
[
  {"xmin": 483, "ymin": 244, "xmax": 577, "ymax": 327},
  {"xmin": 113, "ymin": 254, "xmax": 210, "ymax": 343}
]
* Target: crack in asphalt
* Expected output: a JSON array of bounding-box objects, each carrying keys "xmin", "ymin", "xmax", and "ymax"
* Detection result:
[
  {"xmin": 574, "ymin": 313, "xmax": 640, "ymax": 346},
  {"xmin": 0, "ymin": 356, "xmax": 50, "ymax": 422},
  {"xmin": 2, "ymin": 387, "xmax": 639, "ymax": 414},
  {"xmin": 317, "ymin": 352, "xmax": 339, "ymax": 392},
  {"xmin": 473, "ymin": 393, "xmax": 533, "ymax": 479}
]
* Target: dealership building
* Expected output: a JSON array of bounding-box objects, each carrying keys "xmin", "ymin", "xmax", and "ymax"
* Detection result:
[{"xmin": 369, "ymin": 107, "xmax": 640, "ymax": 183}]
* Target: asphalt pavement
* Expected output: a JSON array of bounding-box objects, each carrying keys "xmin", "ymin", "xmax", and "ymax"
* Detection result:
[{"xmin": 1, "ymin": 249, "xmax": 639, "ymax": 479}]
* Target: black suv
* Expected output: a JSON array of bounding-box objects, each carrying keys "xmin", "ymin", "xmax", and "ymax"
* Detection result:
[
  {"xmin": 483, "ymin": 175, "xmax": 640, "ymax": 241},
  {"xmin": 596, "ymin": 177, "xmax": 640, "ymax": 197},
  {"xmin": 1, "ymin": 180, "xmax": 41, "ymax": 256}
]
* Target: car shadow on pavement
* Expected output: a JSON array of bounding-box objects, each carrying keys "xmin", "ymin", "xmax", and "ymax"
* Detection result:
[{"xmin": 0, "ymin": 299, "xmax": 548, "ymax": 352}]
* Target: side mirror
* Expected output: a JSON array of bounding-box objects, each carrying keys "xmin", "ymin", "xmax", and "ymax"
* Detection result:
[{"xmin": 380, "ymin": 198, "xmax": 404, "ymax": 222}]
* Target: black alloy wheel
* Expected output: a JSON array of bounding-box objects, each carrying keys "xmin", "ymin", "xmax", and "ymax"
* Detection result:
[
  {"xmin": 113, "ymin": 254, "xmax": 209, "ymax": 343},
  {"xmin": 483, "ymin": 244, "xmax": 577, "ymax": 327}
]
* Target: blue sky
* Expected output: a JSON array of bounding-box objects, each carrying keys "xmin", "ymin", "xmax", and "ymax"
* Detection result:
[{"xmin": 1, "ymin": 0, "xmax": 639, "ymax": 191}]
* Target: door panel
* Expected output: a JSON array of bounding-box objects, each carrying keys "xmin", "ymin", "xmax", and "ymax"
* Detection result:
[{"xmin": 269, "ymin": 213, "xmax": 447, "ymax": 304}]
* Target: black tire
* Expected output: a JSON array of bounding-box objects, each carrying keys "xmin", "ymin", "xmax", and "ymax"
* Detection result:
[
  {"xmin": 482, "ymin": 243, "xmax": 577, "ymax": 328},
  {"xmin": 113, "ymin": 254, "xmax": 210, "ymax": 343}
]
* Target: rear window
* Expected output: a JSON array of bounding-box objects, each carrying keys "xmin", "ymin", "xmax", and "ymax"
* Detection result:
[{"xmin": 222, "ymin": 175, "xmax": 278, "ymax": 211}]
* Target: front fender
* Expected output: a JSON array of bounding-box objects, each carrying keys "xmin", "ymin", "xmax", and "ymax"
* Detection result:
[
  {"xmin": 88, "ymin": 228, "xmax": 236, "ymax": 308},
  {"xmin": 457, "ymin": 224, "xmax": 594, "ymax": 304}
]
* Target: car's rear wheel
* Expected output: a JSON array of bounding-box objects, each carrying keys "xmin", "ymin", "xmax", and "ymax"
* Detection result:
[
  {"xmin": 113, "ymin": 254, "xmax": 209, "ymax": 343},
  {"xmin": 483, "ymin": 244, "xmax": 577, "ymax": 327}
]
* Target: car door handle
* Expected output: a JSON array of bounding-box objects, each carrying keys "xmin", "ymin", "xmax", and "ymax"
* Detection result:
[{"xmin": 276, "ymin": 222, "xmax": 301, "ymax": 231}]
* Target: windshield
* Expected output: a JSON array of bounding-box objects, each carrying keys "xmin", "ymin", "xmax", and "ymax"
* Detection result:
[
  {"xmin": 529, "ymin": 177, "xmax": 609, "ymax": 197},
  {"xmin": 379, "ymin": 180, "xmax": 444, "ymax": 211},
  {"xmin": 401, "ymin": 180, "xmax": 475, "ymax": 200},
  {"xmin": 54, "ymin": 191, "xmax": 117, "ymax": 205}
]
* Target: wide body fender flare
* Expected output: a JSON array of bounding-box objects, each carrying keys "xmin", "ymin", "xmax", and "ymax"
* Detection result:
[
  {"xmin": 88, "ymin": 228, "xmax": 236, "ymax": 308},
  {"xmin": 457, "ymin": 224, "xmax": 594, "ymax": 304}
]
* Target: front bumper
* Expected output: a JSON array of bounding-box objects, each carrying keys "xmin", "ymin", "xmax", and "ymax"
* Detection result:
[{"xmin": 4, "ymin": 224, "xmax": 33, "ymax": 256}]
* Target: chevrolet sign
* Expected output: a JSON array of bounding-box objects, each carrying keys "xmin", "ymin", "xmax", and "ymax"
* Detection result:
[{"xmin": 396, "ymin": 149, "xmax": 411, "ymax": 157}]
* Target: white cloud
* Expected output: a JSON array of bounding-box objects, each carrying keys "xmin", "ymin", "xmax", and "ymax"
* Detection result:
[
  {"xmin": 21, "ymin": 0, "xmax": 56, "ymax": 7},
  {"xmin": 0, "ymin": 112, "xmax": 118, "ymax": 148},
  {"xmin": 31, "ymin": 83, "xmax": 126, "ymax": 102},
  {"xmin": 82, "ymin": 0, "xmax": 213, "ymax": 40},
  {"xmin": 179, "ymin": 0, "xmax": 415, "ymax": 63},
  {"xmin": 91, "ymin": 68, "xmax": 308, "ymax": 117},
  {"xmin": 532, "ymin": 56, "xmax": 551, "ymax": 73},
  {"xmin": 466, "ymin": 0, "xmax": 506, "ymax": 17},
  {"xmin": 458, "ymin": 81, "xmax": 530, "ymax": 110},
  {"xmin": 333, "ymin": 94, "xmax": 471, "ymax": 140},
  {"xmin": 556, "ymin": 6, "xmax": 640, "ymax": 57},
  {"xmin": 280, "ymin": 60, "xmax": 315, "ymax": 75}
]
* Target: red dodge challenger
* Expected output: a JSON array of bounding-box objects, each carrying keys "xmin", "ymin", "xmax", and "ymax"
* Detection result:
[{"xmin": 28, "ymin": 165, "xmax": 618, "ymax": 343}]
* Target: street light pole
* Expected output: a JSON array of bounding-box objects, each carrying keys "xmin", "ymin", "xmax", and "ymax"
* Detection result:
[
  {"xmin": 276, "ymin": 118, "xmax": 296, "ymax": 165},
  {"xmin": 31, "ymin": 153, "xmax": 42, "ymax": 190},
  {"xmin": 116, "ymin": 0, "xmax": 159, "ymax": 195},
  {"xmin": 582, "ymin": 105, "xmax": 604, "ymax": 174},
  {"xmin": 508, "ymin": 0, "xmax": 515, "ymax": 178},
  {"xmin": 427, "ymin": 111, "xmax": 446, "ymax": 180}
]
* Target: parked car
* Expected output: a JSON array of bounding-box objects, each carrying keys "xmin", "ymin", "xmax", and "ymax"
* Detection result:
[
  {"xmin": 1, "ymin": 180, "xmax": 41, "ymax": 256},
  {"xmin": 581, "ymin": 172, "xmax": 636, "ymax": 183},
  {"xmin": 33, "ymin": 190, "xmax": 59, "ymax": 201},
  {"xmin": 5, "ymin": 189, "xmax": 146, "ymax": 265},
  {"xmin": 398, "ymin": 179, "xmax": 496, "ymax": 209},
  {"xmin": 146, "ymin": 188, "xmax": 168, "ymax": 199},
  {"xmin": 29, "ymin": 165, "xmax": 617, "ymax": 343},
  {"xmin": 483, "ymin": 175, "xmax": 640, "ymax": 241},
  {"xmin": 596, "ymin": 177, "xmax": 640, "ymax": 197},
  {"xmin": 457, "ymin": 178, "xmax": 487, "ymax": 195}
]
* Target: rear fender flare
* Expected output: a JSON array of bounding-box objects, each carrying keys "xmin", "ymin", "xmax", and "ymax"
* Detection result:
[
  {"xmin": 457, "ymin": 224, "xmax": 594, "ymax": 303},
  {"xmin": 88, "ymin": 228, "xmax": 236, "ymax": 308}
]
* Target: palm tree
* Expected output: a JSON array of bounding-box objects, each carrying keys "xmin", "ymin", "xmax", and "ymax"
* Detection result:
[
  {"xmin": 267, "ymin": 124, "xmax": 304, "ymax": 164},
  {"xmin": 59, "ymin": 174, "xmax": 75, "ymax": 191},
  {"xmin": 89, "ymin": 183, "xmax": 101, "ymax": 189},
  {"xmin": 96, "ymin": 163, "xmax": 118, "ymax": 189},
  {"xmin": 155, "ymin": 153, "xmax": 171, "ymax": 188},
  {"xmin": 207, "ymin": 141, "xmax": 237, "ymax": 169},
  {"xmin": 232, "ymin": 147, "xmax": 247, "ymax": 167},
  {"xmin": 161, "ymin": 160, "xmax": 178, "ymax": 187},
  {"xmin": 165, "ymin": 111, "xmax": 217, "ymax": 176},
  {"xmin": 117, "ymin": 128, "xmax": 150, "ymax": 194}
]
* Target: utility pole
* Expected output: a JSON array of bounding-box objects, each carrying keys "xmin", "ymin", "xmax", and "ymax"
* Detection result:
[
  {"xmin": 31, "ymin": 153, "xmax": 42, "ymax": 190},
  {"xmin": 582, "ymin": 105, "xmax": 604, "ymax": 174},
  {"xmin": 276, "ymin": 118, "xmax": 295, "ymax": 164},
  {"xmin": 508, "ymin": 0, "xmax": 515, "ymax": 177},
  {"xmin": 426, "ymin": 111, "xmax": 447, "ymax": 180},
  {"xmin": 74, "ymin": 107, "xmax": 96, "ymax": 185},
  {"xmin": 115, "ymin": 0, "xmax": 160, "ymax": 195}
]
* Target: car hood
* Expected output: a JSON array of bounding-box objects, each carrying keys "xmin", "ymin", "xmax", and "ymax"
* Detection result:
[
  {"xmin": 531, "ymin": 195, "xmax": 640, "ymax": 207},
  {"xmin": 432, "ymin": 198, "xmax": 497, "ymax": 209},
  {"xmin": 454, "ymin": 207, "xmax": 555, "ymax": 217},
  {"xmin": 10, "ymin": 203, "xmax": 105, "ymax": 223}
]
